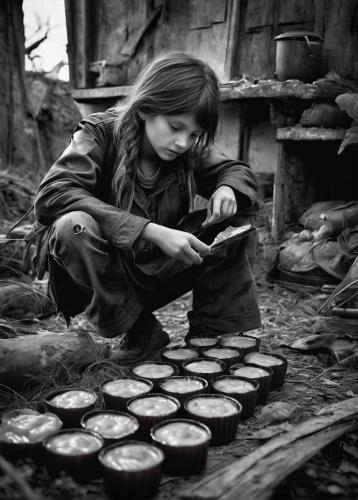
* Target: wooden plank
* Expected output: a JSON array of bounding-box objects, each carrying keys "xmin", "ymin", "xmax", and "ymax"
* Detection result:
[
  {"xmin": 271, "ymin": 142, "xmax": 286, "ymax": 239},
  {"xmin": 224, "ymin": 0, "xmax": 241, "ymax": 81},
  {"xmin": 180, "ymin": 397, "xmax": 358, "ymax": 500},
  {"xmin": 277, "ymin": 127, "xmax": 346, "ymax": 141},
  {"xmin": 72, "ymin": 86, "xmax": 132, "ymax": 101},
  {"xmin": 71, "ymin": 81, "xmax": 347, "ymax": 104},
  {"xmin": 220, "ymin": 81, "xmax": 349, "ymax": 100},
  {"xmin": 189, "ymin": 0, "xmax": 227, "ymax": 29}
]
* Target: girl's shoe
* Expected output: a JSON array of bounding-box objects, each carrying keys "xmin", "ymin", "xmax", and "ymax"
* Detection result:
[{"xmin": 110, "ymin": 312, "xmax": 170, "ymax": 365}]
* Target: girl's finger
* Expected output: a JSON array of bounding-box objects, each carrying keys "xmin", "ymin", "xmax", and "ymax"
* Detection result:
[
  {"xmin": 179, "ymin": 252, "xmax": 194, "ymax": 265},
  {"xmin": 206, "ymin": 197, "xmax": 222, "ymax": 224},
  {"xmin": 190, "ymin": 237, "xmax": 211, "ymax": 256},
  {"xmin": 220, "ymin": 199, "xmax": 232, "ymax": 218},
  {"xmin": 230, "ymin": 202, "xmax": 237, "ymax": 217},
  {"xmin": 204, "ymin": 198, "xmax": 213, "ymax": 226},
  {"xmin": 184, "ymin": 247, "xmax": 203, "ymax": 265}
]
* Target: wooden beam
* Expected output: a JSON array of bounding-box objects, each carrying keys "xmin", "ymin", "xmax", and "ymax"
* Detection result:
[
  {"xmin": 71, "ymin": 81, "xmax": 350, "ymax": 104},
  {"xmin": 277, "ymin": 127, "xmax": 346, "ymax": 141},
  {"xmin": 220, "ymin": 81, "xmax": 348, "ymax": 101},
  {"xmin": 272, "ymin": 141, "xmax": 286, "ymax": 239},
  {"xmin": 72, "ymin": 86, "xmax": 132, "ymax": 101},
  {"xmin": 224, "ymin": 0, "xmax": 241, "ymax": 81},
  {"xmin": 180, "ymin": 397, "xmax": 358, "ymax": 500}
]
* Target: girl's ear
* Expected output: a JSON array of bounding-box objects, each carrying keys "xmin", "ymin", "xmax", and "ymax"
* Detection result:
[{"xmin": 138, "ymin": 110, "xmax": 149, "ymax": 121}]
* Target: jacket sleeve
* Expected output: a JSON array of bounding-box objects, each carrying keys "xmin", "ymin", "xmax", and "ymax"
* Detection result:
[
  {"xmin": 34, "ymin": 118, "xmax": 150, "ymax": 250},
  {"xmin": 193, "ymin": 147, "xmax": 259, "ymax": 212}
]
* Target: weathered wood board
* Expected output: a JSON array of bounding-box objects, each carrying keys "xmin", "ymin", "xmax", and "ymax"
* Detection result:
[{"xmin": 180, "ymin": 397, "xmax": 358, "ymax": 500}]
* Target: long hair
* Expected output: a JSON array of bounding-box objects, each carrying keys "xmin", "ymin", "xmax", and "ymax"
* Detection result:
[{"xmin": 110, "ymin": 51, "xmax": 220, "ymax": 211}]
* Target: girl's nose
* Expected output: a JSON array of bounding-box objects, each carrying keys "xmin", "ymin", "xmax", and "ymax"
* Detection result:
[{"xmin": 175, "ymin": 133, "xmax": 189, "ymax": 150}]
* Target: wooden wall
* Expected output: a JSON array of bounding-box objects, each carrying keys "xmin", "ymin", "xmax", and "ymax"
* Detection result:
[
  {"xmin": 66, "ymin": 0, "xmax": 358, "ymax": 87},
  {"xmin": 234, "ymin": 0, "xmax": 358, "ymax": 80},
  {"xmin": 66, "ymin": 0, "xmax": 240, "ymax": 88}
]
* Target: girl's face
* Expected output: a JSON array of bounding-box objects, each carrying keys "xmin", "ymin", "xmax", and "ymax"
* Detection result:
[{"xmin": 140, "ymin": 112, "xmax": 203, "ymax": 161}]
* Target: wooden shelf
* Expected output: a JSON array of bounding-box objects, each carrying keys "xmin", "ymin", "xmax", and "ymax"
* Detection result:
[
  {"xmin": 72, "ymin": 86, "xmax": 132, "ymax": 102},
  {"xmin": 276, "ymin": 126, "xmax": 346, "ymax": 141},
  {"xmin": 220, "ymin": 81, "xmax": 347, "ymax": 101},
  {"xmin": 72, "ymin": 81, "xmax": 348, "ymax": 103}
]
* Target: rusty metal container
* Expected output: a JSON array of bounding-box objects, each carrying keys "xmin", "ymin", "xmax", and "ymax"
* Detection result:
[{"xmin": 275, "ymin": 30, "xmax": 323, "ymax": 83}]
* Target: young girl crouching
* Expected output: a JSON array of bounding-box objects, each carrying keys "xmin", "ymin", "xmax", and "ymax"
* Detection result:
[{"xmin": 31, "ymin": 51, "xmax": 262, "ymax": 364}]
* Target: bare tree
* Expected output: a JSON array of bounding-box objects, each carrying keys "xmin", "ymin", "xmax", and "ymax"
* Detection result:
[{"xmin": 0, "ymin": 0, "xmax": 30, "ymax": 170}]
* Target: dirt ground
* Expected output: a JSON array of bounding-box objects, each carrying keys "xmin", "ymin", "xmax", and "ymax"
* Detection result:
[{"xmin": 1, "ymin": 242, "xmax": 358, "ymax": 499}]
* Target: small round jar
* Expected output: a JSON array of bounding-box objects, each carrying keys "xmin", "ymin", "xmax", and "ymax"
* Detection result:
[
  {"xmin": 243, "ymin": 352, "xmax": 288, "ymax": 389},
  {"xmin": 184, "ymin": 394, "xmax": 241, "ymax": 446},
  {"xmin": 151, "ymin": 419, "xmax": 211, "ymax": 475},
  {"xmin": 159, "ymin": 376, "xmax": 208, "ymax": 415},
  {"xmin": 160, "ymin": 346, "xmax": 200, "ymax": 371},
  {"xmin": 182, "ymin": 357, "xmax": 226, "ymax": 384},
  {"xmin": 126, "ymin": 393, "xmax": 180, "ymax": 441},
  {"xmin": 43, "ymin": 428, "xmax": 104, "ymax": 480},
  {"xmin": 186, "ymin": 337, "xmax": 219, "ymax": 348},
  {"xmin": 99, "ymin": 440, "xmax": 164, "ymax": 497},
  {"xmin": 210, "ymin": 375, "xmax": 258, "ymax": 420},
  {"xmin": 44, "ymin": 389, "xmax": 97, "ymax": 428},
  {"xmin": 201, "ymin": 347, "xmax": 244, "ymax": 369},
  {"xmin": 0, "ymin": 409, "xmax": 62, "ymax": 460},
  {"xmin": 101, "ymin": 377, "xmax": 153, "ymax": 411},
  {"xmin": 219, "ymin": 334, "xmax": 260, "ymax": 355},
  {"xmin": 81, "ymin": 410, "xmax": 139, "ymax": 445},
  {"xmin": 129, "ymin": 362, "xmax": 179, "ymax": 389},
  {"xmin": 229, "ymin": 363, "xmax": 273, "ymax": 404}
]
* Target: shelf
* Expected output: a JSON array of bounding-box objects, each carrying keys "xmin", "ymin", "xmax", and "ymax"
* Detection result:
[
  {"xmin": 220, "ymin": 80, "xmax": 347, "ymax": 101},
  {"xmin": 72, "ymin": 80, "xmax": 348, "ymax": 103},
  {"xmin": 72, "ymin": 86, "xmax": 132, "ymax": 102},
  {"xmin": 276, "ymin": 126, "xmax": 346, "ymax": 141}
]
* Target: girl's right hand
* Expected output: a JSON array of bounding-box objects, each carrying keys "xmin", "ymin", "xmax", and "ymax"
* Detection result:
[{"xmin": 140, "ymin": 223, "xmax": 211, "ymax": 265}]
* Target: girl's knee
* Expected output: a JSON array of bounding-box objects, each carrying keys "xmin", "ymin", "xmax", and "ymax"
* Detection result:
[{"xmin": 54, "ymin": 211, "xmax": 98, "ymax": 240}]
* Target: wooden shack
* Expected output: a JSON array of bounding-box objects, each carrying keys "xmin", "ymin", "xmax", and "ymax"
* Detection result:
[{"xmin": 64, "ymin": 0, "xmax": 358, "ymax": 237}]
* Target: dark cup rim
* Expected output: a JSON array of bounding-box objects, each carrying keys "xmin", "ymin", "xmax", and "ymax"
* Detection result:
[
  {"xmin": 182, "ymin": 356, "xmax": 227, "ymax": 372},
  {"xmin": 43, "ymin": 428, "xmax": 104, "ymax": 455},
  {"xmin": 229, "ymin": 363, "xmax": 274, "ymax": 376},
  {"xmin": 100, "ymin": 376, "xmax": 154, "ymax": 394},
  {"xmin": 220, "ymin": 334, "xmax": 261, "ymax": 346},
  {"xmin": 183, "ymin": 393, "xmax": 243, "ymax": 415},
  {"xmin": 0, "ymin": 409, "xmax": 63, "ymax": 447},
  {"xmin": 159, "ymin": 375, "xmax": 209, "ymax": 393},
  {"xmin": 98, "ymin": 439, "xmax": 165, "ymax": 469},
  {"xmin": 129, "ymin": 361, "xmax": 180, "ymax": 379},
  {"xmin": 210, "ymin": 374, "xmax": 260, "ymax": 394},
  {"xmin": 186, "ymin": 336, "xmax": 219, "ymax": 347},
  {"xmin": 200, "ymin": 346, "xmax": 244, "ymax": 360},
  {"xmin": 80, "ymin": 409, "xmax": 139, "ymax": 438},
  {"xmin": 126, "ymin": 392, "xmax": 181, "ymax": 414},
  {"xmin": 244, "ymin": 352, "xmax": 288, "ymax": 366},
  {"xmin": 44, "ymin": 388, "xmax": 97, "ymax": 409},
  {"xmin": 161, "ymin": 345, "xmax": 200, "ymax": 359},
  {"xmin": 150, "ymin": 418, "xmax": 212, "ymax": 445}
]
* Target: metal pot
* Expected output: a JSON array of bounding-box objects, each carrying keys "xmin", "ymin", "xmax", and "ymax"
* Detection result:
[{"xmin": 275, "ymin": 30, "xmax": 323, "ymax": 83}]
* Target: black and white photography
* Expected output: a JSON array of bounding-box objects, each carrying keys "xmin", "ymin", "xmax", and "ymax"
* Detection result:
[{"xmin": 0, "ymin": 1, "xmax": 358, "ymax": 499}]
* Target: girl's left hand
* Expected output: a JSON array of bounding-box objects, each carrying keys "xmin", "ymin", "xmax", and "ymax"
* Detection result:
[{"xmin": 203, "ymin": 185, "xmax": 237, "ymax": 226}]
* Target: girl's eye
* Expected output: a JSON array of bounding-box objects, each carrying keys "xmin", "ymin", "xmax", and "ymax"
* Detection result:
[{"xmin": 170, "ymin": 124, "xmax": 179, "ymax": 131}]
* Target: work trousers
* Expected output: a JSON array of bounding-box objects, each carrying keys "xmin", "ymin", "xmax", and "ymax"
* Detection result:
[{"xmin": 47, "ymin": 210, "xmax": 262, "ymax": 338}]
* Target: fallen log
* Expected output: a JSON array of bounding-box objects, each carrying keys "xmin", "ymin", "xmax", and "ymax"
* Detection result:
[
  {"xmin": 0, "ymin": 331, "xmax": 101, "ymax": 388},
  {"xmin": 180, "ymin": 397, "xmax": 358, "ymax": 500}
]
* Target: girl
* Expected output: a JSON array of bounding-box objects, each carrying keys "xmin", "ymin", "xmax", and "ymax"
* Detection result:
[{"xmin": 32, "ymin": 51, "xmax": 262, "ymax": 364}]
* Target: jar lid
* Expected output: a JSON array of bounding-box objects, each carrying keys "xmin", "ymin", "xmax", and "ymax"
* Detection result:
[{"xmin": 275, "ymin": 30, "xmax": 323, "ymax": 41}]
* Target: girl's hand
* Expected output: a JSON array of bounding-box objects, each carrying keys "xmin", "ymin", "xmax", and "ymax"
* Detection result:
[
  {"xmin": 203, "ymin": 185, "xmax": 237, "ymax": 226},
  {"xmin": 140, "ymin": 224, "xmax": 211, "ymax": 265}
]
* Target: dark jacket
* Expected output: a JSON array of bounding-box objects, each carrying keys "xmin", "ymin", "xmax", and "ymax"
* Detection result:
[{"xmin": 33, "ymin": 111, "xmax": 259, "ymax": 275}]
